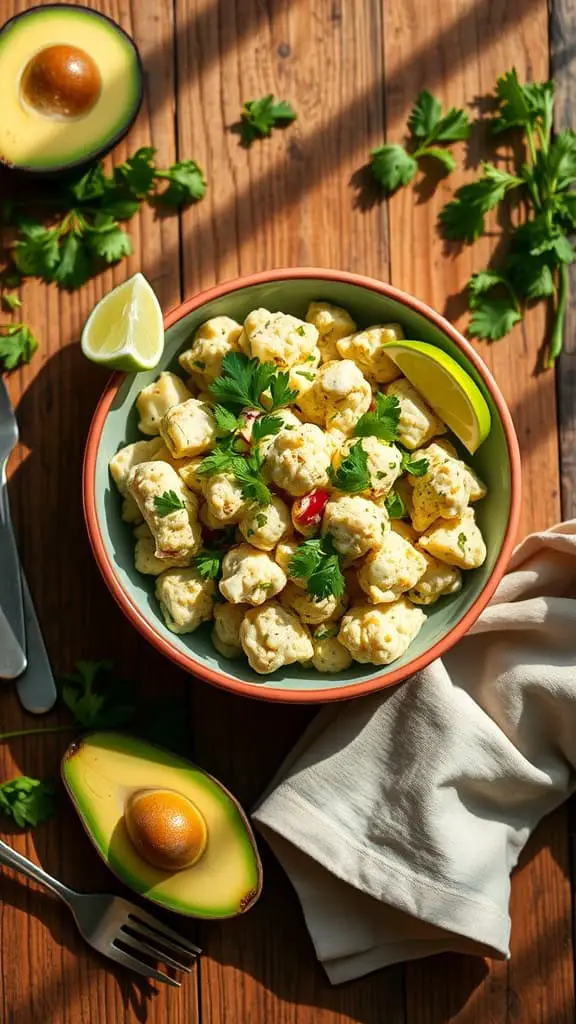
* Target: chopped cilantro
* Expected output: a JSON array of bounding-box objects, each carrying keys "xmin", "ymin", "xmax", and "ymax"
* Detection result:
[{"xmin": 153, "ymin": 490, "xmax": 186, "ymax": 516}]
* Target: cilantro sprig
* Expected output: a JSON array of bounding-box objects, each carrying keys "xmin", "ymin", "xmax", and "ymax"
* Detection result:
[
  {"xmin": 239, "ymin": 95, "xmax": 297, "ymax": 145},
  {"xmin": 329, "ymin": 440, "xmax": 371, "ymax": 493},
  {"xmin": 5, "ymin": 147, "xmax": 207, "ymax": 293},
  {"xmin": 400, "ymin": 451, "xmax": 429, "ymax": 477},
  {"xmin": 209, "ymin": 352, "xmax": 297, "ymax": 413},
  {"xmin": 153, "ymin": 490, "xmax": 186, "ymax": 517},
  {"xmin": 0, "ymin": 323, "xmax": 38, "ymax": 371},
  {"xmin": 0, "ymin": 778, "xmax": 57, "ymax": 828},
  {"xmin": 192, "ymin": 548, "xmax": 226, "ymax": 581},
  {"xmin": 438, "ymin": 69, "xmax": 573, "ymax": 366},
  {"xmin": 354, "ymin": 393, "xmax": 400, "ymax": 441},
  {"xmin": 289, "ymin": 534, "xmax": 345, "ymax": 601},
  {"xmin": 371, "ymin": 90, "xmax": 470, "ymax": 195},
  {"xmin": 385, "ymin": 491, "xmax": 407, "ymax": 519},
  {"xmin": 198, "ymin": 397, "xmax": 285, "ymax": 507}
]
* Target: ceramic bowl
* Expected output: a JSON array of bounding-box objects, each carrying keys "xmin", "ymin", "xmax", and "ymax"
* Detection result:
[{"xmin": 83, "ymin": 268, "xmax": 521, "ymax": 702}]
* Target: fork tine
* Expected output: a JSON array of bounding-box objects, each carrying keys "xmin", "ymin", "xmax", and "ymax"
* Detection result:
[
  {"xmin": 126, "ymin": 916, "xmax": 200, "ymax": 959},
  {"xmin": 127, "ymin": 910, "xmax": 201, "ymax": 955},
  {"xmin": 119, "ymin": 929, "xmax": 193, "ymax": 973},
  {"xmin": 109, "ymin": 944, "xmax": 181, "ymax": 987}
]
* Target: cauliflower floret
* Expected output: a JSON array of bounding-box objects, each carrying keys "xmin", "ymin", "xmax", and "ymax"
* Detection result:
[
  {"xmin": 306, "ymin": 301, "xmax": 357, "ymax": 363},
  {"xmin": 159, "ymin": 398, "xmax": 217, "ymax": 458},
  {"xmin": 336, "ymin": 437, "xmax": 403, "ymax": 498},
  {"xmin": 322, "ymin": 494, "xmax": 388, "ymax": 560},
  {"xmin": 408, "ymin": 552, "xmax": 462, "ymax": 605},
  {"xmin": 336, "ymin": 325, "xmax": 403, "ymax": 384},
  {"xmin": 460, "ymin": 463, "xmax": 488, "ymax": 502},
  {"xmin": 280, "ymin": 581, "xmax": 347, "ymax": 625},
  {"xmin": 386, "ymin": 378, "xmax": 445, "ymax": 450},
  {"xmin": 155, "ymin": 567, "xmax": 215, "ymax": 634},
  {"xmin": 239, "ymin": 602, "xmax": 314, "ymax": 673},
  {"xmin": 418, "ymin": 507, "xmax": 487, "ymax": 570},
  {"xmin": 211, "ymin": 602, "xmax": 248, "ymax": 659},
  {"xmin": 257, "ymin": 409, "xmax": 302, "ymax": 456},
  {"xmin": 266, "ymin": 422, "xmax": 333, "ymax": 496},
  {"xmin": 275, "ymin": 538, "xmax": 305, "ymax": 585},
  {"xmin": 136, "ymin": 372, "xmax": 193, "ymax": 436},
  {"xmin": 204, "ymin": 472, "xmax": 249, "ymax": 526},
  {"xmin": 410, "ymin": 443, "xmax": 470, "ymax": 532},
  {"xmin": 110, "ymin": 438, "xmax": 164, "ymax": 496},
  {"xmin": 311, "ymin": 624, "xmax": 353, "ymax": 672},
  {"xmin": 178, "ymin": 316, "xmax": 243, "ymax": 386},
  {"xmin": 128, "ymin": 461, "xmax": 201, "ymax": 561},
  {"xmin": 220, "ymin": 544, "xmax": 287, "ymax": 605},
  {"xmin": 338, "ymin": 599, "xmax": 426, "ymax": 665},
  {"xmin": 318, "ymin": 360, "xmax": 372, "ymax": 435},
  {"xmin": 243, "ymin": 309, "xmax": 318, "ymax": 369},
  {"xmin": 239, "ymin": 496, "xmax": 291, "ymax": 550},
  {"xmin": 133, "ymin": 521, "xmax": 152, "ymax": 539},
  {"xmin": 122, "ymin": 494, "xmax": 143, "ymax": 524},
  {"xmin": 135, "ymin": 537, "xmax": 192, "ymax": 575},
  {"xmin": 358, "ymin": 530, "xmax": 427, "ymax": 603},
  {"xmin": 176, "ymin": 457, "xmax": 206, "ymax": 496}
]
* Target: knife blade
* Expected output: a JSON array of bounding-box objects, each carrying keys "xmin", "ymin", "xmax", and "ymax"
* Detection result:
[
  {"xmin": 0, "ymin": 479, "xmax": 26, "ymax": 679},
  {"xmin": 15, "ymin": 573, "xmax": 57, "ymax": 714},
  {"xmin": 0, "ymin": 602, "xmax": 27, "ymax": 680}
]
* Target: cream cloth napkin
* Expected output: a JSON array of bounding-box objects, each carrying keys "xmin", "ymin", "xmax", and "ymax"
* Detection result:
[{"xmin": 252, "ymin": 521, "xmax": 576, "ymax": 984}]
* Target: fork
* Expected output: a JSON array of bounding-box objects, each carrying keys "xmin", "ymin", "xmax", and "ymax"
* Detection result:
[
  {"xmin": 0, "ymin": 838, "xmax": 201, "ymax": 986},
  {"xmin": 0, "ymin": 377, "xmax": 26, "ymax": 679}
]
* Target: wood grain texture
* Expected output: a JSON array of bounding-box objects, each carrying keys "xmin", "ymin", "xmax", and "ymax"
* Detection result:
[
  {"xmin": 382, "ymin": 1, "xmax": 573, "ymax": 1022},
  {"xmin": 0, "ymin": 2, "xmax": 200, "ymax": 1023}
]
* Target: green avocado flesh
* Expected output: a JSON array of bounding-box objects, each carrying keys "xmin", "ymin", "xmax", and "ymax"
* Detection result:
[
  {"xmin": 62, "ymin": 732, "xmax": 263, "ymax": 918},
  {"xmin": 0, "ymin": 6, "xmax": 142, "ymax": 171}
]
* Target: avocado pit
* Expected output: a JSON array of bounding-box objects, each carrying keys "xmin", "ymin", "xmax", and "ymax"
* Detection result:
[
  {"xmin": 124, "ymin": 788, "xmax": 208, "ymax": 873},
  {"xmin": 20, "ymin": 44, "xmax": 102, "ymax": 119}
]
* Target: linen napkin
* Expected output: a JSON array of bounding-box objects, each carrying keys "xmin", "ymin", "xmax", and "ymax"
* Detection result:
[{"xmin": 252, "ymin": 520, "xmax": 576, "ymax": 984}]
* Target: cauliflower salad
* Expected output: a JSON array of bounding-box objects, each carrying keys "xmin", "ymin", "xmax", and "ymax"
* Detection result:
[{"xmin": 110, "ymin": 302, "xmax": 488, "ymax": 676}]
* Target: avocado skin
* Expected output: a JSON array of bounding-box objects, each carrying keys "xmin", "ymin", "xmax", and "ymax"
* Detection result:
[
  {"xmin": 62, "ymin": 732, "xmax": 263, "ymax": 919},
  {"xmin": 0, "ymin": 4, "xmax": 143, "ymax": 177}
]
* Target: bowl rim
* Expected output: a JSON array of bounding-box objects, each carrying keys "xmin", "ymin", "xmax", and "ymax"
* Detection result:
[{"xmin": 83, "ymin": 267, "xmax": 522, "ymax": 703}]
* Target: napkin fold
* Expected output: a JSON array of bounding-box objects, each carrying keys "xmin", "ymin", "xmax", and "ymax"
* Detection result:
[{"xmin": 252, "ymin": 521, "xmax": 576, "ymax": 984}]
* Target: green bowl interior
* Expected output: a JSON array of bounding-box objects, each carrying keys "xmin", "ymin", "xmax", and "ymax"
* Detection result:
[{"xmin": 94, "ymin": 277, "xmax": 511, "ymax": 694}]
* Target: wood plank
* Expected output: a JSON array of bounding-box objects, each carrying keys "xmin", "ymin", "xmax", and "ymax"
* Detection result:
[
  {"xmin": 382, "ymin": 1, "xmax": 573, "ymax": 1022},
  {"xmin": 0, "ymin": 2, "xmax": 200, "ymax": 1022},
  {"xmin": 174, "ymin": 0, "xmax": 405, "ymax": 1021}
]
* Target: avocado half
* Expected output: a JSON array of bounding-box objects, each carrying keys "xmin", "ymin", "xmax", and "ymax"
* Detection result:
[
  {"xmin": 62, "ymin": 732, "xmax": 263, "ymax": 919},
  {"xmin": 0, "ymin": 4, "xmax": 143, "ymax": 174}
]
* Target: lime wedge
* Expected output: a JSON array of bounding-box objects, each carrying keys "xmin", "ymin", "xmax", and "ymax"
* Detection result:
[
  {"xmin": 81, "ymin": 273, "xmax": 164, "ymax": 371},
  {"xmin": 382, "ymin": 339, "xmax": 491, "ymax": 453}
]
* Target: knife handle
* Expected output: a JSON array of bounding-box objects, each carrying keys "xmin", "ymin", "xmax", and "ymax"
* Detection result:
[{"xmin": 0, "ymin": 603, "xmax": 27, "ymax": 679}]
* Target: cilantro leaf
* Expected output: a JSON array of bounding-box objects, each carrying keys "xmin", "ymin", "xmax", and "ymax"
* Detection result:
[
  {"xmin": 0, "ymin": 777, "xmax": 57, "ymax": 829},
  {"xmin": 419, "ymin": 147, "xmax": 456, "ymax": 173},
  {"xmin": 385, "ymin": 490, "xmax": 407, "ymax": 518},
  {"xmin": 153, "ymin": 490, "xmax": 186, "ymax": 516},
  {"xmin": 192, "ymin": 548, "xmax": 225, "ymax": 580},
  {"xmin": 240, "ymin": 95, "xmax": 296, "ymax": 144},
  {"xmin": 68, "ymin": 163, "xmax": 107, "ymax": 202},
  {"xmin": 0, "ymin": 325, "xmax": 38, "ymax": 371},
  {"xmin": 53, "ymin": 232, "xmax": 93, "ymax": 289},
  {"xmin": 469, "ymin": 296, "xmax": 522, "ymax": 341},
  {"xmin": 370, "ymin": 145, "xmax": 418, "ymax": 195},
  {"xmin": 114, "ymin": 146, "xmax": 157, "ymax": 197},
  {"xmin": 491, "ymin": 70, "xmax": 555, "ymax": 135},
  {"xmin": 60, "ymin": 660, "xmax": 136, "ymax": 729},
  {"xmin": 2, "ymin": 293, "xmax": 22, "ymax": 312},
  {"xmin": 232, "ymin": 454, "xmax": 272, "ymax": 505},
  {"xmin": 155, "ymin": 160, "xmax": 207, "ymax": 206},
  {"xmin": 401, "ymin": 451, "xmax": 428, "ymax": 476},
  {"xmin": 214, "ymin": 405, "xmax": 240, "ymax": 436},
  {"xmin": 505, "ymin": 252, "xmax": 555, "ymax": 300},
  {"xmin": 86, "ymin": 216, "xmax": 133, "ymax": 264},
  {"xmin": 12, "ymin": 223, "xmax": 60, "ymax": 278},
  {"xmin": 329, "ymin": 440, "xmax": 371, "ymax": 493},
  {"xmin": 196, "ymin": 445, "xmax": 237, "ymax": 478},
  {"xmin": 251, "ymin": 414, "xmax": 284, "ymax": 443},
  {"xmin": 439, "ymin": 163, "xmax": 523, "ymax": 242},
  {"xmin": 408, "ymin": 90, "xmax": 443, "ymax": 139},
  {"xmin": 354, "ymin": 393, "xmax": 400, "ymax": 441},
  {"xmin": 267, "ymin": 372, "xmax": 298, "ymax": 411},
  {"xmin": 408, "ymin": 91, "xmax": 470, "ymax": 143},
  {"xmin": 289, "ymin": 535, "xmax": 345, "ymax": 600}
]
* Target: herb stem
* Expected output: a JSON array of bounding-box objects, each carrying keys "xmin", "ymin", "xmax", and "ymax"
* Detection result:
[
  {"xmin": 547, "ymin": 263, "xmax": 568, "ymax": 367},
  {"xmin": 0, "ymin": 725, "xmax": 75, "ymax": 742}
]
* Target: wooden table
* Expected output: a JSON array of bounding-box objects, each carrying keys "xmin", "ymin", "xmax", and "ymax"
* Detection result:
[{"xmin": 1, "ymin": 0, "xmax": 575, "ymax": 1021}]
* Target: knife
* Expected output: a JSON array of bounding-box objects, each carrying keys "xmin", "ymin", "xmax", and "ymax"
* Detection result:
[
  {"xmin": 0, "ymin": 378, "xmax": 26, "ymax": 679},
  {"xmin": 15, "ymin": 573, "xmax": 58, "ymax": 714},
  {"xmin": 0, "ymin": 603, "xmax": 27, "ymax": 680}
]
